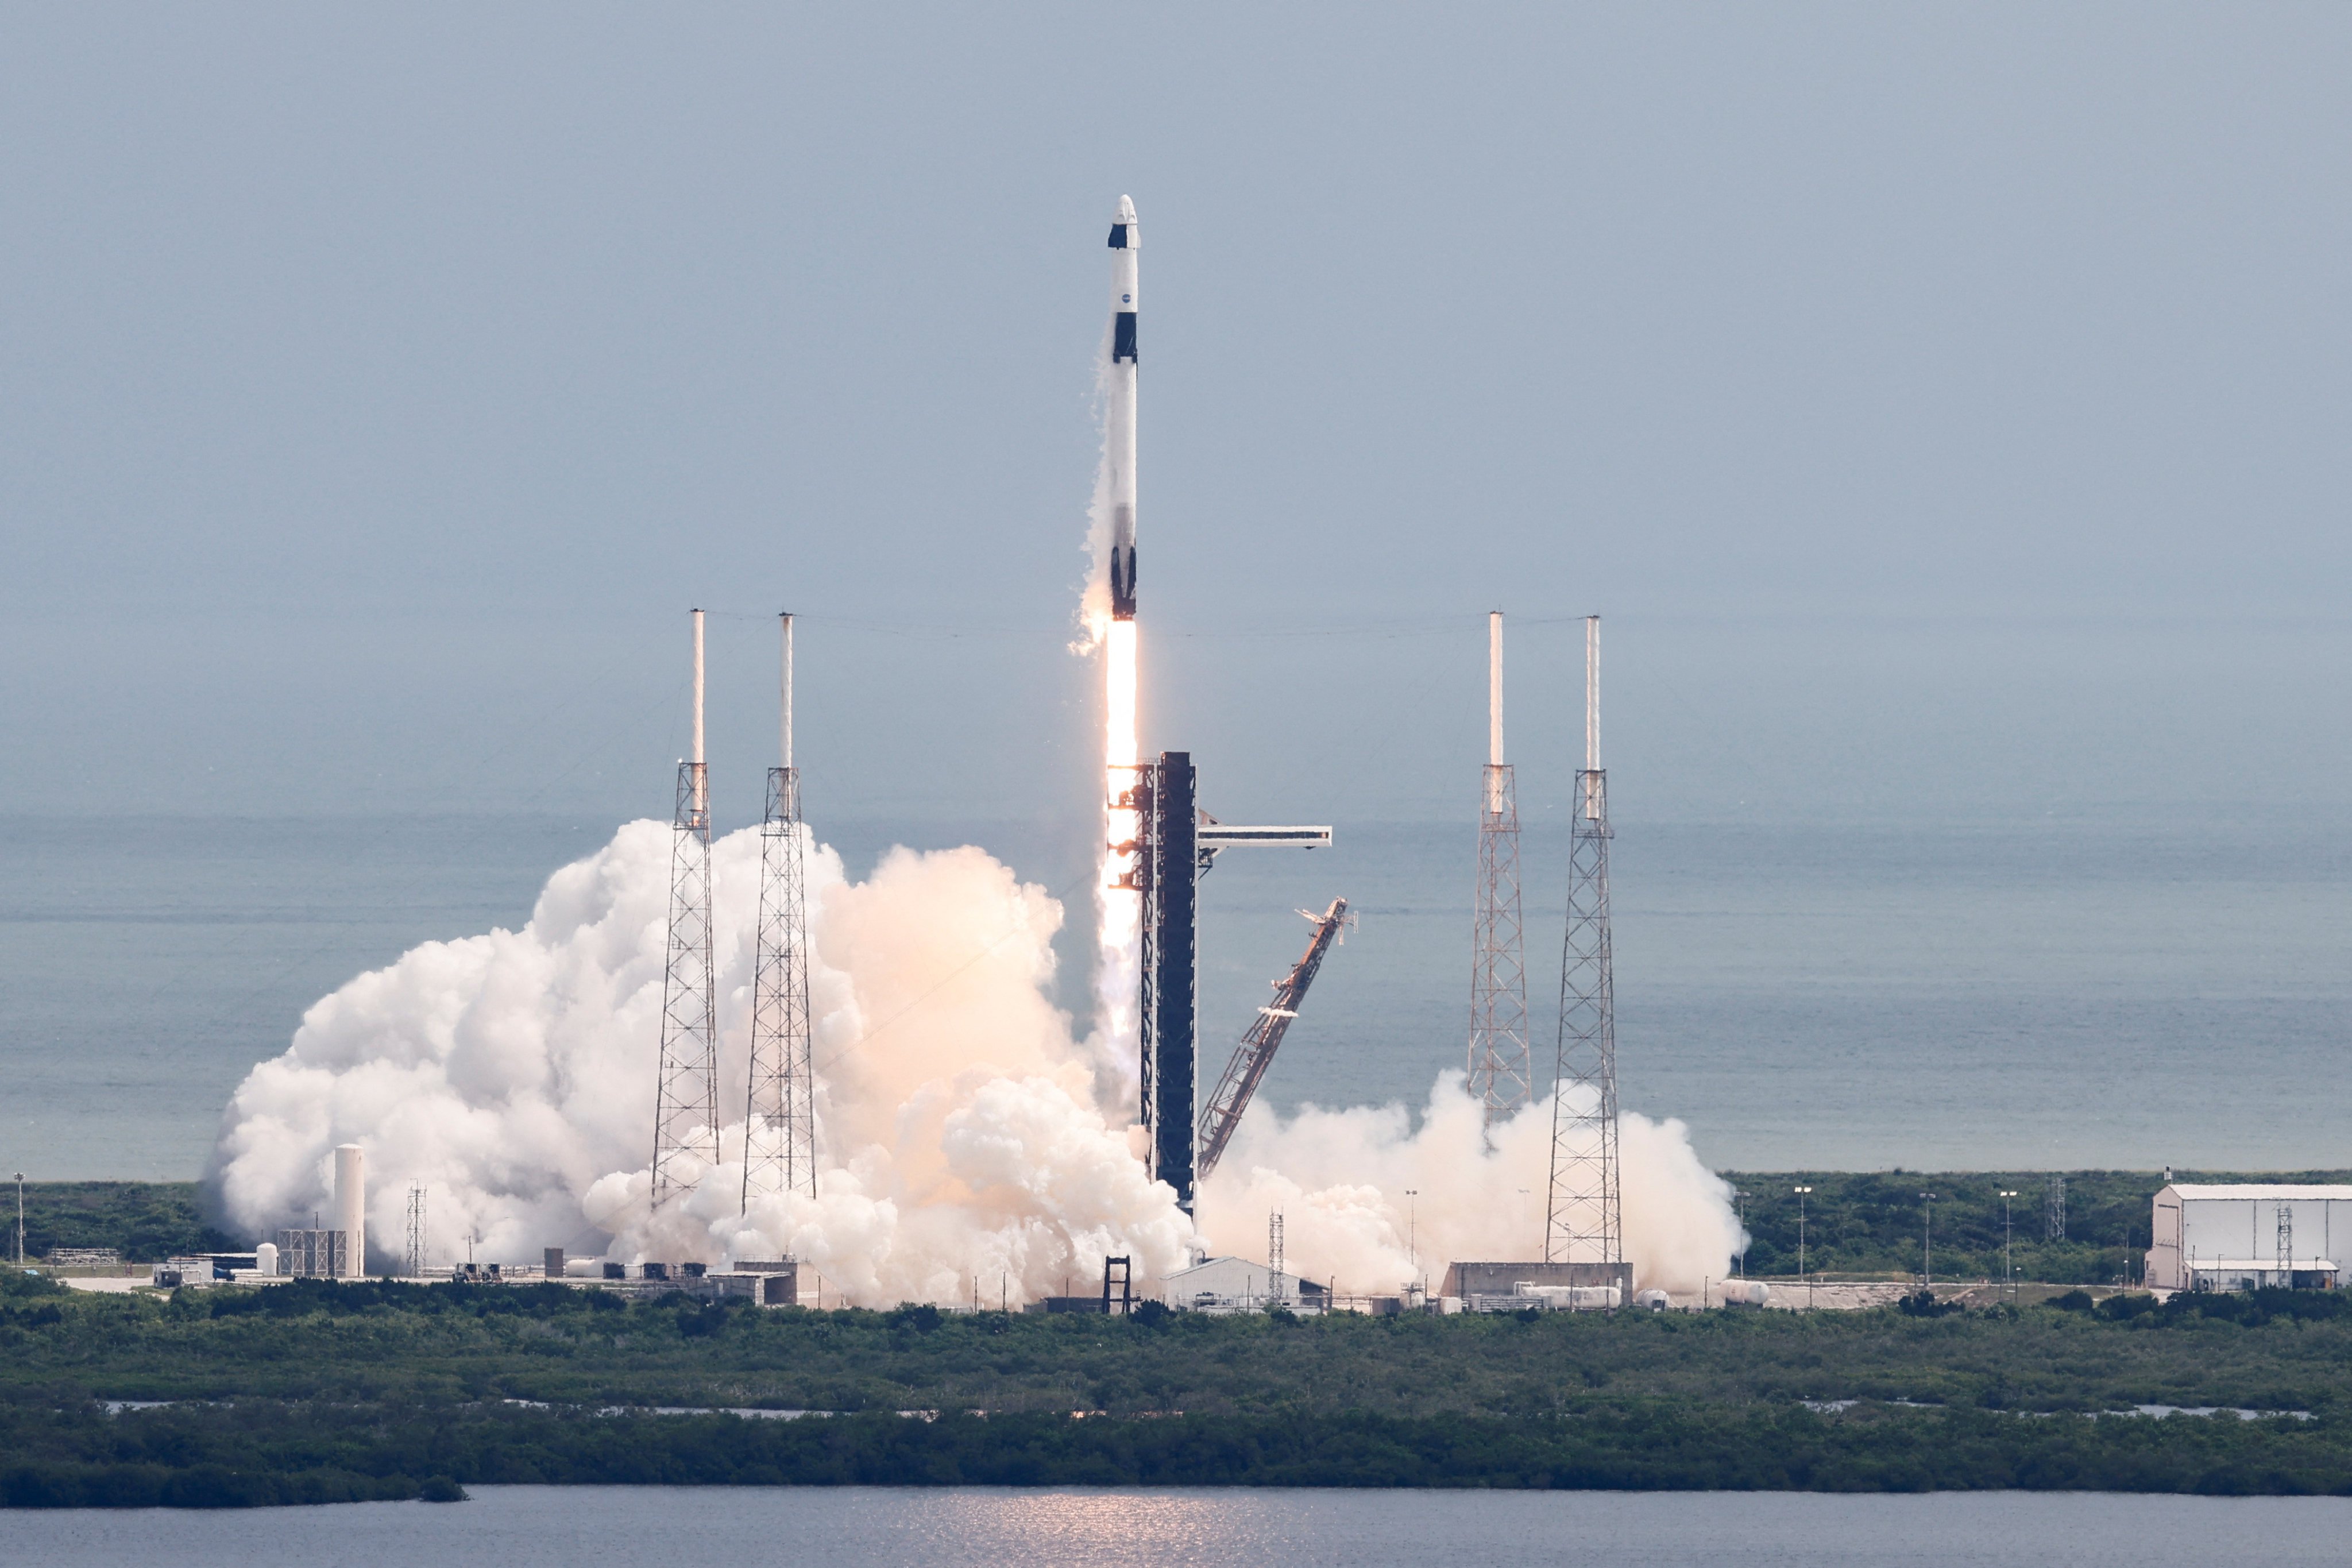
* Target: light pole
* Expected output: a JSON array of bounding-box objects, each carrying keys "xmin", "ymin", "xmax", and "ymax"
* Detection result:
[
  {"xmin": 1404, "ymin": 1189, "xmax": 1419, "ymax": 1296},
  {"xmin": 1998, "ymin": 1190, "xmax": 2019, "ymax": 1303},
  {"xmin": 1733, "ymin": 1189, "xmax": 1748, "ymax": 1279},
  {"xmin": 13, "ymin": 1172, "xmax": 23, "ymax": 1268},
  {"xmin": 1793, "ymin": 1186, "xmax": 1813, "ymax": 1309},
  {"xmin": 1919, "ymin": 1192, "xmax": 1937, "ymax": 1289}
]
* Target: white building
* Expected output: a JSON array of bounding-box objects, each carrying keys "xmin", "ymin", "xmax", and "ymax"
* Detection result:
[
  {"xmin": 1159, "ymin": 1255, "xmax": 1328, "ymax": 1314},
  {"xmin": 2145, "ymin": 1184, "xmax": 2352, "ymax": 1292}
]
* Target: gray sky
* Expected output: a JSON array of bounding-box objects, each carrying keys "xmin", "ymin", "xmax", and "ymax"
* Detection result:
[{"xmin": 5, "ymin": 5, "xmax": 2348, "ymax": 828}]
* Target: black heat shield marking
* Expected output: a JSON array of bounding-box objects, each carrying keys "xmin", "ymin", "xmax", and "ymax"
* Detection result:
[{"xmin": 1108, "ymin": 223, "xmax": 1131, "ymax": 248}]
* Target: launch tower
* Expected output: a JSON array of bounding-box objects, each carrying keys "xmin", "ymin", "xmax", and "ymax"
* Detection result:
[
  {"xmin": 1545, "ymin": 616, "xmax": 1623, "ymax": 1275},
  {"xmin": 1133, "ymin": 752, "xmax": 1330, "ymax": 1215},
  {"xmin": 650, "ymin": 609, "xmax": 720, "ymax": 1207},
  {"xmin": 1467, "ymin": 611, "xmax": 1530, "ymax": 1133},
  {"xmin": 744, "ymin": 612, "xmax": 817, "ymax": 1207}
]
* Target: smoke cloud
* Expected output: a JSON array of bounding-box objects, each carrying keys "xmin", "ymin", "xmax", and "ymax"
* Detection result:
[{"xmin": 207, "ymin": 822, "xmax": 1740, "ymax": 1303}]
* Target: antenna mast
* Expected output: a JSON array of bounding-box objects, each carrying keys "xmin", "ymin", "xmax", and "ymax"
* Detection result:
[
  {"xmin": 746, "ymin": 612, "xmax": 817, "ymax": 1208},
  {"xmin": 651, "ymin": 609, "xmax": 721, "ymax": 1211},
  {"xmin": 1467, "ymin": 611, "xmax": 1530, "ymax": 1134},
  {"xmin": 1547, "ymin": 615, "xmax": 1622, "ymax": 1269}
]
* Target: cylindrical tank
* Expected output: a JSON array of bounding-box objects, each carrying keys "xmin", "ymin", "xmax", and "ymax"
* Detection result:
[
  {"xmin": 333, "ymin": 1144, "xmax": 365, "ymax": 1278},
  {"xmin": 1720, "ymin": 1279, "xmax": 1770, "ymax": 1306},
  {"xmin": 254, "ymin": 1241, "xmax": 280, "ymax": 1277},
  {"xmin": 1633, "ymin": 1288, "xmax": 1672, "ymax": 1311}
]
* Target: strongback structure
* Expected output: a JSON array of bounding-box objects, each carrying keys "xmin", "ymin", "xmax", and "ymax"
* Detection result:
[
  {"xmin": 1468, "ymin": 611, "xmax": 1530, "ymax": 1133},
  {"xmin": 651, "ymin": 609, "xmax": 720, "ymax": 1208},
  {"xmin": 1546, "ymin": 616, "xmax": 1625, "ymax": 1287},
  {"xmin": 1195, "ymin": 898, "xmax": 1350, "ymax": 1180},
  {"xmin": 1132, "ymin": 750, "xmax": 1329, "ymax": 1215},
  {"xmin": 744, "ymin": 613, "xmax": 817, "ymax": 1208},
  {"xmin": 1136, "ymin": 754, "xmax": 1198, "ymax": 1214}
]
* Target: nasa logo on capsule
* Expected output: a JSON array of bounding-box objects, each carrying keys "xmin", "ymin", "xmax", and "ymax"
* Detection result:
[{"xmin": 1122, "ymin": 294, "xmax": 1132, "ymax": 303}]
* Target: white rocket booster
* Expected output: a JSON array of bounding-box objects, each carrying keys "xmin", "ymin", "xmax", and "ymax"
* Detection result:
[{"xmin": 1107, "ymin": 195, "xmax": 1139, "ymax": 620}]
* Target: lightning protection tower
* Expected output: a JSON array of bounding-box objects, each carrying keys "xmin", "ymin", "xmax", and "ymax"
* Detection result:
[
  {"xmin": 1546, "ymin": 615, "xmax": 1623, "ymax": 1273},
  {"xmin": 744, "ymin": 612, "xmax": 817, "ymax": 1208},
  {"xmin": 1467, "ymin": 611, "xmax": 1530, "ymax": 1134},
  {"xmin": 651, "ymin": 609, "xmax": 721, "ymax": 1208}
]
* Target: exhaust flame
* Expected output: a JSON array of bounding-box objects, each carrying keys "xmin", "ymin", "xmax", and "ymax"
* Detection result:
[{"xmin": 1096, "ymin": 618, "xmax": 1142, "ymax": 1099}]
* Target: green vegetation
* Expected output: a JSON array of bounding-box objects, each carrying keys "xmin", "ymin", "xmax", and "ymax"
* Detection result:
[
  {"xmin": 11, "ymin": 1176, "xmax": 2352, "ymax": 1503},
  {"xmin": 5, "ymin": 1181, "xmax": 235, "ymax": 1262},
  {"xmin": 5, "ymin": 1268, "xmax": 2352, "ymax": 1501},
  {"xmin": 1721, "ymin": 1169, "xmax": 2352, "ymax": 1284},
  {"xmin": 6, "ymin": 1400, "xmax": 2346, "ymax": 1504},
  {"xmin": 10, "ymin": 1272, "xmax": 2352, "ymax": 1416}
]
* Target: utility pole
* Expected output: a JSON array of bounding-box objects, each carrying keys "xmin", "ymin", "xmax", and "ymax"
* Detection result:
[
  {"xmin": 1793, "ymin": 1185, "xmax": 1812, "ymax": 1309},
  {"xmin": 1919, "ymin": 1192, "xmax": 1937, "ymax": 1288},
  {"xmin": 13, "ymin": 1173, "xmax": 22, "ymax": 1267},
  {"xmin": 1998, "ymin": 1190, "xmax": 2018, "ymax": 1303}
]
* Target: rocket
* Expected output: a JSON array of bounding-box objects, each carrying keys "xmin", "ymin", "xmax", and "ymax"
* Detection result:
[{"xmin": 1107, "ymin": 195, "xmax": 1139, "ymax": 620}]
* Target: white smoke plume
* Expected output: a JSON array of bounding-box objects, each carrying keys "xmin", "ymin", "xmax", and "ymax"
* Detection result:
[
  {"xmin": 207, "ymin": 822, "xmax": 1741, "ymax": 1304},
  {"xmin": 1196, "ymin": 1078, "xmax": 1744, "ymax": 1297}
]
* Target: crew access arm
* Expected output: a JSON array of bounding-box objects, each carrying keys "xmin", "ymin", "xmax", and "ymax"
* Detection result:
[{"xmin": 1195, "ymin": 898, "xmax": 1349, "ymax": 1179}]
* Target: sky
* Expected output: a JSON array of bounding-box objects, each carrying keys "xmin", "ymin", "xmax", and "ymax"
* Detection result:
[{"xmin": 3, "ymin": 5, "xmax": 2349, "ymax": 829}]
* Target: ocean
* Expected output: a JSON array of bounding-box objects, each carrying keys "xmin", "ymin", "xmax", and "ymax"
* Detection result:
[{"xmin": 2, "ymin": 806, "xmax": 2347, "ymax": 1180}]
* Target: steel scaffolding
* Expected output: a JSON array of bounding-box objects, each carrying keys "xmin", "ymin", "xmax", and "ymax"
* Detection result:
[
  {"xmin": 745, "ymin": 614, "xmax": 816, "ymax": 1208},
  {"xmin": 1468, "ymin": 612, "xmax": 1530, "ymax": 1132},
  {"xmin": 651, "ymin": 610, "xmax": 720, "ymax": 1208},
  {"xmin": 403, "ymin": 1186, "xmax": 426, "ymax": 1279},
  {"xmin": 1546, "ymin": 616, "xmax": 1622, "ymax": 1270},
  {"xmin": 1195, "ymin": 898, "xmax": 1350, "ymax": 1180}
]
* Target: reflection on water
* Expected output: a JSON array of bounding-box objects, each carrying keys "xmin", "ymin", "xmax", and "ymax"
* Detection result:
[{"xmin": 11, "ymin": 1486, "xmax": 2352, "ymax": 1568}]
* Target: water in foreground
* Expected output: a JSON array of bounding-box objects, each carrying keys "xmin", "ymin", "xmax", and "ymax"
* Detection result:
[{"xmin": 13, "ymin": 1486, "xmax": 2352, "ymax": 1567}]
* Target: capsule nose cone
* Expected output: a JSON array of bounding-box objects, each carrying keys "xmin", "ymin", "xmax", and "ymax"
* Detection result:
[{"xmin": 1115, "ymin": 194, "xmax": 1137, "ymax": 222}]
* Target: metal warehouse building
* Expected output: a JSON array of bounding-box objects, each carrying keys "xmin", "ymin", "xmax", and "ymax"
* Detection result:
[{"xmin": 2145, "ymin": 1183, "xmax": 2352, "ymax": 1292}]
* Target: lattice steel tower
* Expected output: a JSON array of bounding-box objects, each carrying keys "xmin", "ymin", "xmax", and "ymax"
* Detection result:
[
  {"xmin": 651, "ymin": 609, "xmax": 721, "ymax": 1207},
  {"xmin": 744, "ymin": 612, "xmax": 817, "ymax": 1208},
  {"xmin": 1546, "ymin": 616, "xmax": 1623, "ymax": 1269},
  {"xmin": 1467, "ymin": 611, "xmax": 1530, "ymax": 1133},
  {"xmin": 403, "ymin": 1185, "xmax": 426, "ymax": 1278}
]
